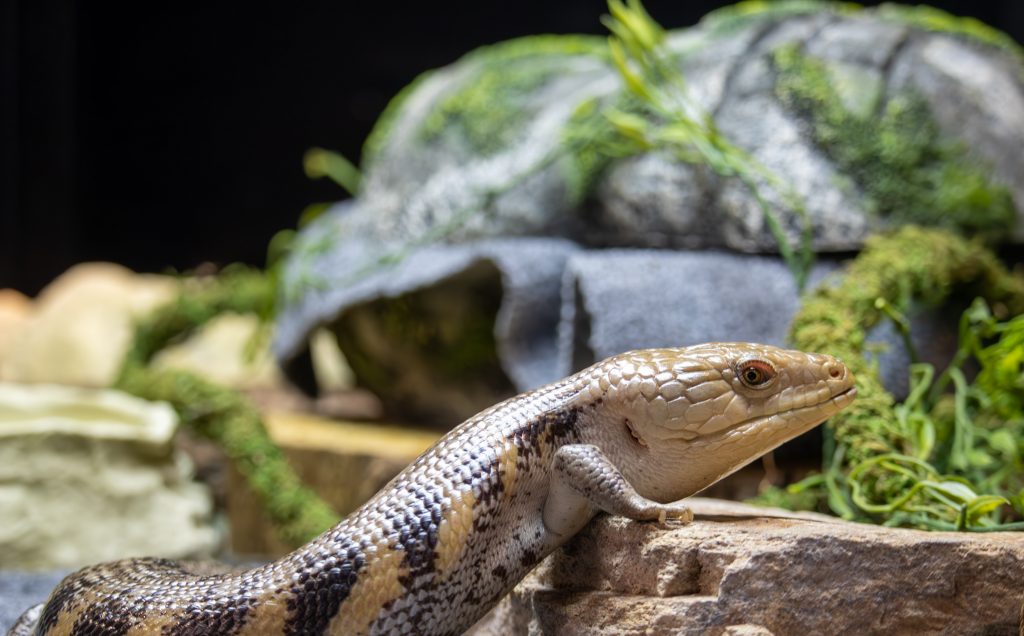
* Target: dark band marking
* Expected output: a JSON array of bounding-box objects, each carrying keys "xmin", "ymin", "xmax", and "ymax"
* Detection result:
[
  {"xmin": 70, "ymin": 595, "xmax": 138, "ymax": 636},
  {"xmin": 515, "ymin": 406, "xmax": 581, "ymax": 465},
  {"xmin": 38, "ymin": 575, "xmax": 88, "ymax": 635},
  {"xmin": 160, "ymin": 578, "xmax": 257, "ymax": 636},
  {"xmin": 392, "ymin": 480, "xmax": 445, "ymax": 588},
  {"xmin": 282, "ymin": 538, "xmax": 364, "ymax": 636}
]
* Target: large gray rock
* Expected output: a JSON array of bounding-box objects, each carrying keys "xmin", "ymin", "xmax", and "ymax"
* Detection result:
[
  {"xmin": 307, "ymin": 5, "xmax": 1022, "ymax": 262},
  {"xmin": 276, "ymin": 4, "xmax": 1021, "ymax": 419},
  {"xmin": 470, "ymin": 499, "xmax": 1024, "ymax": 636}
]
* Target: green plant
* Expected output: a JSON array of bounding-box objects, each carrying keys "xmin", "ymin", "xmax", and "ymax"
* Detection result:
[
  {"xmin": 773, "ymin": 45, "xmax": 1015, "ymax": 239},
  {"xmin": 769, "ymin": 226, "xmax": 1024, "ymax": 531},
  {"xmin": 304, "ymin": 147, "xmax": 361, "ymax": 195},
  {"xmin": 565, "ymin": 0, "xmax": 815, "ymax": 289},
  {"xmin": 418, "ymin": 36, "xmax": 605, "ymax": 156},
  {"xmin": 117, "ymin": 267, "xmax": 339, "ymax": 546}
]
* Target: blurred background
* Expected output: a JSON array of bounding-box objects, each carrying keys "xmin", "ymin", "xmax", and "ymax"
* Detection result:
[
  {"xmin": 3, "ymin": 3, "xmax": 1024, "ymax": 630},
  {"xmin": 3, "ymin": 0, "xmax": 1022, "ymax": 294}
]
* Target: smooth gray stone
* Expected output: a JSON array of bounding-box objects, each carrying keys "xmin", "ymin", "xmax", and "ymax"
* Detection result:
[
  {"xmin": 557, "ymin": 250, "xmax": 842, "ymax": 375},
  {"xmin": 0, "ymin": 571, "xmax": 67, "ymax": 634},
  {"xmin": 275, "ymin": 225, "xmax": 580, "ymax": 396}
]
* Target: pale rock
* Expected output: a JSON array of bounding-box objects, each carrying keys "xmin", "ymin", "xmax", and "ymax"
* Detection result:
[
  {"xmin": 152, "ymin": 312, "xmax": 283, "ymax": 389},
  {"xmin": 309, "ymin": 328, "xmax": 354, "ymax": 391},
  {"xmin": 0, "ymin": 290, "xmax": 32, "ymax": 381},
  {"xmin": 3, "ymin": 263, "xmax": 178, "ymax": 387},
  {"xmin": 0, "ymin": 383, "xmax": 218, "ymax": 570}
]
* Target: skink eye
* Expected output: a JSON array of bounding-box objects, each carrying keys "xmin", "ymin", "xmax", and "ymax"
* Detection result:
[{"xmin": 738, "ymin": 359, "xmax": 776, "ymax": 388}]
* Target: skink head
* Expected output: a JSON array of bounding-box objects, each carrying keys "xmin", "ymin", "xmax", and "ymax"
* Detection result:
[{"xmin": 579, "ymin": 342, "xmax": 856, "ymax": 500}]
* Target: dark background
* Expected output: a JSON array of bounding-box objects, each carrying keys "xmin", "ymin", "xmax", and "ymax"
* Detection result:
[{"xmin": 3, "ymin": 1, "xmax": 1023, "ymax": 294}]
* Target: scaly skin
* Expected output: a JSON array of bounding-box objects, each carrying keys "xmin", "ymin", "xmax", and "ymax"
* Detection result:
[{"xmin": 10, "ymin": 342, "xmax": 855, "ymax": 636}]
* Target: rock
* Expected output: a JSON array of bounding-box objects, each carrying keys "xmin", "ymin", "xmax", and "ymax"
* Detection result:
[
  {"xmin": 287, "ymin": 4, "xmax": 1022, "ymax": 267},
  {"xmin": 308, "ymin": 328, "xmax": 355, "ymax": 391},
  {"xmin": 276, "ymin": 4, "xmax": 1020, "ymax": 421},
  {"xmin": 226, "ymin": 410, "xmax": 439, "ymax": 556},
  {"xmin": 0, "ymin": 289, "xmax": 32, "ymax": 381},
  {"xmin": 0, "ymin": 383, "xmax": 218, "ymax": 570},
  {"xmin": 0, "ymin": 571, "xmax": 70, "ymax": 634},
  {"xmin": 278, "ymin": 238, "xmax": 947, "ymax": 422},
  {"xmin": 277, "ymin": 237, "xmax": 578, "ymax": 423},
  {"xmin": 2, "ymin": 263, "xmax": 178, "ymax": 387},
  {"xmin": 559, "ymin": 251, "xmax": 841, "ymax": 372},
  {"xmin": 886, "ymin": 31, "xmax": 1024, "ymax": 241},
  {"xmin": 470, "ymin": 499, "xmax": 1024, "ymax": 635},
  {"xmin": 152, "ymin": 312, "xmax": 284, "ymax": 390}
]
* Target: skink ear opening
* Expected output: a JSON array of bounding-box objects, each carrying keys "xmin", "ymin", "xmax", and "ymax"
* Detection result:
[{"xmin": 624, "ymin": 417, "xmax": 648, "ymax": 448}]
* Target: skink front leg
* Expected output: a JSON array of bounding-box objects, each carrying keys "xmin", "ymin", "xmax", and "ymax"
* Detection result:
[{"xmin": 543, "ymin": 444, "xmax": 694, "ymax": 538}]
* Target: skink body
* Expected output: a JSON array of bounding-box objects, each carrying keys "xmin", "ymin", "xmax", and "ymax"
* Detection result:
[{"xmin": 11, "ymin": 342, "xmax": 855, "ymax": 636}]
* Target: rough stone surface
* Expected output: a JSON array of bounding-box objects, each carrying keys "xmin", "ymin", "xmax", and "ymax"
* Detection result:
[
  {"xmin": 888, "ymin": 36, "xmax": 1024, "ymax": 241},
  {"xmin": 470, "ymin": 499, "xmax": 1024, "ymax": 636},
  {"xmin": 277, "ymin": 6, "xmax": 1022, "ymax": 268},
  {"xmin": 0, "ymin": 383, "xmax": 218, "ymax": 570}
]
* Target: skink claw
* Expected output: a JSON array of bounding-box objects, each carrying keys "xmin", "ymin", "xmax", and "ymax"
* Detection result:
[{"xmin": 657, "ymin": 503, "xmax": 694, "ymax": 527}]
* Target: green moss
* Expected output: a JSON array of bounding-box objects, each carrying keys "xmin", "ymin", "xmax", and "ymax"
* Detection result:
[
  {"xmin": 773, "ymin": 45, "xmax": 1016, "ymax": 238},
  {"xmin": 121, "ymin": 267, "xmax": 277, "ymax": 369},
  {"xmin": 701, "ymin": 1, "xmax": 861, "ymax": 34},
  {"xmin": 362, "ymin": 69, "xmax": 436, "ymax": 167},
  {"xmin": 118, "ymin": 267, "xmax": 339, "ymax": 547},
  {"xmin": 783, "ymin": 226, "xmax": 1024, "ymax": 528},
  {"xmin": 876, "ymin": 3, "xmax": 1024, "ymax": 68},
  {"xmin": 418, "ymin": 35, "xmax": 606, "ymax": 156},
  {"xmin": 117, "ymin": 367, "xmax": 339, "ymax": 546},
  {"xmin": 333, "ymin": 266, "xmax": 506, "ymax": 395},
  {"xmin": 561, "ymin": 93, "xmax": 645, "ymax": 204}
]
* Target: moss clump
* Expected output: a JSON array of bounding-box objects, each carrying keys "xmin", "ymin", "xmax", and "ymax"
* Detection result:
[
  {"xmin": 781, "ymin": 226, "xmax": 1024, "ymax": 529},
  {"xmin": 418, "ymin": 35, "xmax": 606, "ymax": 156},
  {"xmin": 362, "ymin": 69, "xmax": 436, "ymax": 167},
  {"xmin": 876, "ymin": 3, "xmax": 1024, "ymax": 69},
  {"xmin": 117, "ymin": 267, "xmax": 339, "ymax": 547},
  {"xmin": 561, "ymin": 93, "xmax": 647, "ymax": 204},
  {"xmin": 701, "ymin": 1, "xmax": 861, "ymax": 34},
  {"xmin": 332, "ymin": 264, "xmax": 510, "ymax": 423},
  {"xmin": 773, "ymin": 45, "xmax": 1016, "ymax": 239}
]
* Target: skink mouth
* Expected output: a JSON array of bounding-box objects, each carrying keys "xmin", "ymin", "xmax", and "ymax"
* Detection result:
[
  {"xmin": 778, "ymin": 384, "xmax": 858, "ymax": 420},
  {"xmin": 830, "ymin": 386, "xmax": 858, "ymax": 408},
  {"xmin": 707, "ymin": 385, "xmax": 859, "ymax": 442}
]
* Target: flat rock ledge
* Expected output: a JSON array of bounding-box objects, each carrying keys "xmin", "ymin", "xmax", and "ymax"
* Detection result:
[{"xmin": 470, "ymin": 499, "xmax": 1024, "ymax": 636}]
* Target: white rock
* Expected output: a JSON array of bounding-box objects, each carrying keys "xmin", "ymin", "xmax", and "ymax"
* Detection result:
[
  {"xmin": 0, "ymin": 383, "xmax": 217, "ymax": 570},
  {"xmin": 3, "ymin": 263, "xmax": 178, "ymax": 387},
  {"xmin": 0, "ymin": 290, "xmax": 33, "ymax": 381},
  {"xmin": 152, "ymin": 312, "xmax": 284, "ymax": 389}
]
